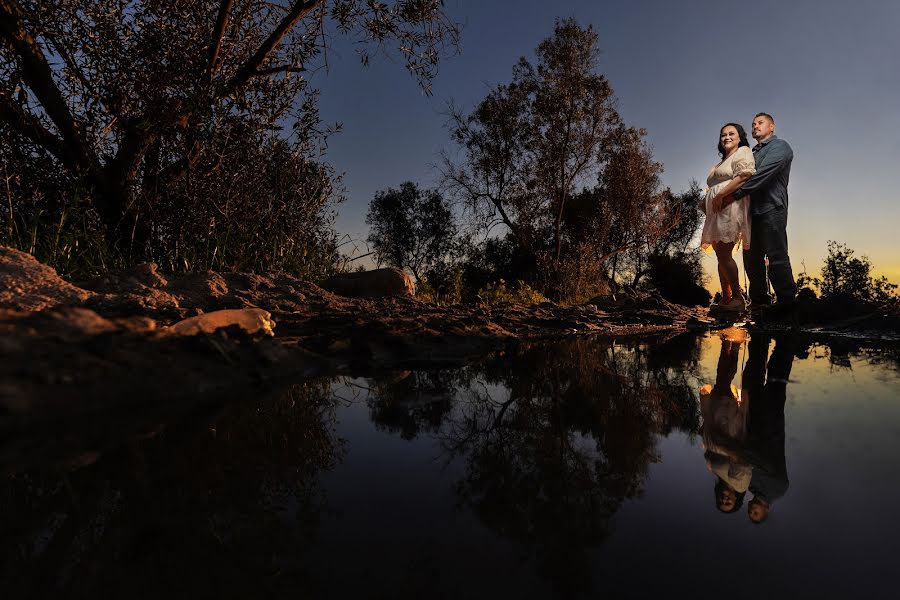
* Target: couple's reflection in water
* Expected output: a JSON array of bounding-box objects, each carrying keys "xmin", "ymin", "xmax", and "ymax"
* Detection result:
[{"xmin": 701, "ymin": 330, "xmax": 796, "ymax": 524}]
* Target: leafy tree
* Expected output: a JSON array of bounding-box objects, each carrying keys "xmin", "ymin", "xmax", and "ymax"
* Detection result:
[
  {"xmin": 0, "ymin": 0, "xmax": 459, "ymax": 273},
  {"xmin": 444, "ymin": 19, "xmax": 621, "ymax": 258},
  {"xmin": 443, "ymin": 19, "xmax": 678, "ymax": 301},
  {"xmin": 365, "ymin": 181, "xmax": 456, "ymax": 280},
  {"xmin": 561, "ymin": 125, "xmax": 674, "ymax": 296},
  {"xmin": 819, "ymin": 241, "xmax": 897, "ymax": 304}
]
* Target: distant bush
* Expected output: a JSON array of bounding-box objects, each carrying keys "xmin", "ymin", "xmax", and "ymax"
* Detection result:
[
  {"xmin": 417, "ymin": 264, "xmax": 463, "ymax": 306},
  {"xmin": 477, "ymin": 279, "xmax": 550, "ymax": 306},
  {"xmin": 799, "ymin": 241, "xmax": 898, "ymax": 307}
]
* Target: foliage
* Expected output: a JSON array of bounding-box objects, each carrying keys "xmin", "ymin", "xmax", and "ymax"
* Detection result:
[
  {"xmin": 477, "ymin": 278, "xmax": 549, "ymax": 306},
  {"xmin": 795, "ymin": 269, "xmax": 821, "ymax": 302},
  {"xmin": 442, "ymin": 19, "xmax": 680, "ymax": 302},
  {"xmin": 818, "ymin": 241, "xmax": 897, "ymax": 305},
  {"xmin": 365, "ymin": 181, "xmax": 456, "ymax": 280},
  {"xmin": 0, "ymin": 0, "xmax": 459, "ymax": 277},
  {"xmin": 456, "ymin": 235, "xmax": 536, "ymax": 299},
  {"xmin": 647, "ymin": 252, "xmax": 711, "ymax": 307},
  {"xmin": 416, "ymin": 261, "xmax": 463, "ymax": 305}
]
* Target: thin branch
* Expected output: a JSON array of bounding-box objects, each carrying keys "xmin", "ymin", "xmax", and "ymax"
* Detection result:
[
  {"xmin": 254, "ymin": 64, "xmax": 305, "ymax": 77},
  {"xmin": 207, "ymin": 0, "xmax": 235, "ymax": 79},
  {"xmin": 226, "ymin": 0, "xmax": 321, "ymax": 93},
  {"xmin": 348, "ymin": 251, "xmax": 374, "ymax": 262},
  {"xmin": 0, "ymin": 90, "xmax": 66, "ymax": 160}
]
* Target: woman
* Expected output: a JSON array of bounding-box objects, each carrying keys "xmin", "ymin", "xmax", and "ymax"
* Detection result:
[
  {"xmin": 699, "ymin": 331, "xmax": 752, "ymax": 514},
  {"xmin": 701, "ymin": 123, "xmax": 755, "ymax": 313}
]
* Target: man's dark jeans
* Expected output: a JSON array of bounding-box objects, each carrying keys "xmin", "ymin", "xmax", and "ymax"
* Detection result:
[{"xmin": 743, "ymin": 206, "xmax": 797, "ymax": 306}]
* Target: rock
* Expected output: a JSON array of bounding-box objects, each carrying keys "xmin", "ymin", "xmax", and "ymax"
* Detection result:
[
  {"xmin": 320, "ymin": 268, "xmax": 415, "ymax": 298},
  {"xmin": 0, "ymin": 246, "xmax": 94, "ymax": 311},
  {"xmin": 86, "ymin": 286, "xmax": 181, "ymax": 315},
  {"xmin": 164, "ymin": 308, "xmax": 275, "ymax": 337},
  {"xmin": 128, "ymin": 262, "xmax": 168, "ymax": 288},
  {"xmin": 81, "ymin": 261, "xmax": 168, "ymax": 293},
  {"xmin": 81, "ymin": 261, "xmax": 182, "ymax": 315},
  {"xmin": 168, "ymin": 271, "xmax": 231, "ymax": 310}
]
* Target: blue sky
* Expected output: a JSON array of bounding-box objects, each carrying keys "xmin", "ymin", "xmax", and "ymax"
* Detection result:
[{"xmin": 314, "ymin": 0, "xmax": 900, "ymax": 283}]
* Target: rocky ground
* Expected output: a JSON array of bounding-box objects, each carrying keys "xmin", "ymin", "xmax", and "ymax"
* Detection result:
[{"xmin": 2, "ymin": 246, "xmax": 897, "ymax": 471}]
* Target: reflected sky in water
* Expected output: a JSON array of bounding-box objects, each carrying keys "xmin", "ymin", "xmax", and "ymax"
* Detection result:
[{"xmin": 2, "ymin": 333, "xmax": 899, "ymax": 598}]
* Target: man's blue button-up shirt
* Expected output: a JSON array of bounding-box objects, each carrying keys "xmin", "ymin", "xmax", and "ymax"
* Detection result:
[{"xmin": 732, "ymin": 135, "xmax": 793, "ymax": 216}]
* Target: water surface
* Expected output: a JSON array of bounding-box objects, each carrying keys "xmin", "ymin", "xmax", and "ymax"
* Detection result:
[{"xmin": 3, "ymin": 332, "xmax": 899, "ymax": 598}]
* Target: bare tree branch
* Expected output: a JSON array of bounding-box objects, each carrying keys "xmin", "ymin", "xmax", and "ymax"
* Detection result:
[
  {"xmin": 226, "ymin": 0, "xmax": 321, "ymax": 93},
  {"xmin": 254, "ymin": 64, "xmax": 305, "ymax": 76},
  {"xmin": 0, "ymin": 90, "xmax": 66, "ymax": 161},
  {"xmin": 207, "ymin": 0, "xmax": 235, "ymax": 79},
  {"xmin": 0, "ymin": 0, "xmax": 98, "ymax": 174}
]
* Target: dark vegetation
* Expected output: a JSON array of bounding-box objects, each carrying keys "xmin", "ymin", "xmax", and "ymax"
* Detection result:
[
  {"xmin": 796, "ymin": 240, "xmax": 898, "ymax": 316},
  {"xmin": 0, "ymin": 0, "xmax": 458, "ymax": 278},
  {"xmin": 367, "ymin": 20, "xmax": 712, "ymax": 305}
]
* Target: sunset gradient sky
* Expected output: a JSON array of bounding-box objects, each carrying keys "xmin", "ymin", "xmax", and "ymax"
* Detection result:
[{"xmin": 316, "ymin": 0, "xmax": 900, "ymax": 287}]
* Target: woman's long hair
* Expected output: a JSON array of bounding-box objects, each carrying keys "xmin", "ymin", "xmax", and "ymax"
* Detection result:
[
  {"xmin": 718, "ymin": 123, "xmax": 751, "ymax": 159},
  {"xmin": 714, "ymin": 477, "xmax": 746, "ymax": 514}
]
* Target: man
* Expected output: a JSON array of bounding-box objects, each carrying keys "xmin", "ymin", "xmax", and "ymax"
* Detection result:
[
  {"xmin": 741, "ymin": 333, "xmax": 796, "ymax": 524},
  {"xmin": 720, "ymin": 113, "xmax": 797, "ymax": 318}
]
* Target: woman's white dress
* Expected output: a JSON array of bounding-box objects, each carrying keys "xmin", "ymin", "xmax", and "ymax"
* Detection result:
[
  {"xmin": 700, "ymin": 382, "xmax": 752, "ymax": 492},
  {"xmin": 700, "ymin": 145, "xmax": 755, "ymax": 252}
]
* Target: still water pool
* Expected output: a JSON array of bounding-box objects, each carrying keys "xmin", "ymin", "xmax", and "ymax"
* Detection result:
[{"xmin": 3, "ymin": 331, "xmax": 899, "ymax": 598}]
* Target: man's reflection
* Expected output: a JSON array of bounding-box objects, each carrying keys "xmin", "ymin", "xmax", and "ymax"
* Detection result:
[
  {"xmin": 700, "ymin": 331, "xmax": 796, "ymax": 523},
  {"xmin": 742, "ymin": 333, "xmax": 795, "ymax": 524}
]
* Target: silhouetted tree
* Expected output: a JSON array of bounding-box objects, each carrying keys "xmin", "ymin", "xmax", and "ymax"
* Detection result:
[
  {"xmin": 443, "ymin": 19, "xmax": 678, "ymax": 301},
  {"xmin": 365, "ymin": 181, "xmax": 457, "ymax": 280},
  {"xmin": 819, "ymin": 241, "xmax": 897, "ymax": 304}
]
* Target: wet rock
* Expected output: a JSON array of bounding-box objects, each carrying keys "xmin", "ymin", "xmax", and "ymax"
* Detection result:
[
  {"xmin": 164, "ymin": 308, "xmax": 275, "ymax": 337},
  {"xmin": 321, "ymin": 268, "xmax": 415, "ymax": 298},
  {"xmin": 0, "ymin": 246, "xmax": 94, "ymax": 311}
]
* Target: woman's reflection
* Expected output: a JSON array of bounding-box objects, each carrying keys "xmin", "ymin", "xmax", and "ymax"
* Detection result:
[{"xmin": 699, "ymin": 329, "xmax": 751, "ymax": 514}]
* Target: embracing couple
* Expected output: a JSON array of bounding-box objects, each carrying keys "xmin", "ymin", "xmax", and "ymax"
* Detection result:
[{"xmin": 701, "ymin": 113, "xmax": 797, "ymax": 319}]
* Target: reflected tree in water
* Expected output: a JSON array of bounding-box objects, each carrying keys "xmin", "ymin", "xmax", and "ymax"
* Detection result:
[
  {"xmin": 364, "ymin": 370, "xmax": 464, "ymax": 441},
  {"xmin": 0, "ymin": 381, "xmax": 343, "ymax": 598},
  {"xmin": 439, "ymin": 335, "xmax": 701, "ymax": 594}
]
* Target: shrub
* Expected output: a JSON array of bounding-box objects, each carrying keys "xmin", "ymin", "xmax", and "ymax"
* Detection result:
[
  {"xmin": 477, "ymin": 279, "xmax": 550, "ymax": 306},
  {"xmin": 417, "ymin": 263, "xmax": 463, "ymax": 305},
  {"xmin": 819, "ymin": 241, "xmax": 897, "ymax": 305},
  {"xmin": 647, "ymin": 252, "xmax": 711, "ymax": 307}
]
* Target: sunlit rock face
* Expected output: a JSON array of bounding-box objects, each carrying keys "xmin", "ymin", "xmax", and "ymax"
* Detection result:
[
  {"xmin": 0, "ymin": 246, "xmax": 94, "ymax": 311},
  {"xmin": 320, "ymin": 268, "xmax": 416, "ymax": 298},
  {"xmin": 165, "ymin": 308, "xmax": 275, "ymax": 337}
]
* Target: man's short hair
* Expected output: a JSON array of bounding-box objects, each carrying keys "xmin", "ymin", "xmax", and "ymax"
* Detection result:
[{"xmin": 754, "ymin": 112, "xmax": 775, "ymax": 124}]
